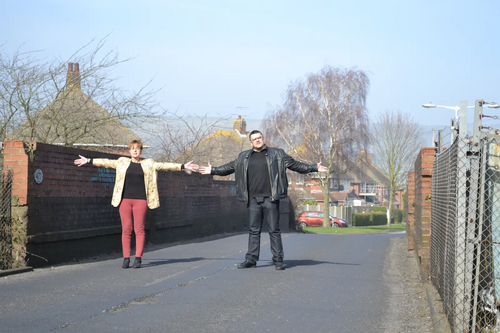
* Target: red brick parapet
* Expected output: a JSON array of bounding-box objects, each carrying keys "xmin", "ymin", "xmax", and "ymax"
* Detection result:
[
  {"xmin": 3, "ymin": 141, "xmax": 33, "ymax": 206},
  {"xmin": 406, "ymin": 171, "xmax": 415, "ymax": 251},
  {"xmin": 412, "ymin": 147, "xmax": 435, "ymax": 281}
]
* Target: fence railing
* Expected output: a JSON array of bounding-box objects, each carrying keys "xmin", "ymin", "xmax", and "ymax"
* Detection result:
[
  {"xmin": 0, "ymin": 168, "xmax": 13, "ymax": 270},
  {"xmin": 430, "ymin": 99, "xmax": 500, "ymax": 332}
]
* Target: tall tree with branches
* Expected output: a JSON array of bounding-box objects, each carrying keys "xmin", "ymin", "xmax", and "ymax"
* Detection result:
[
  {"xmin": 372, "ymin": 110, "xmax": 423, "ymax": 226},
  {"xmin": 0, "ymin": 37, "xmax": 161, "ymax": 147},
  {"xmin": 264, "ymin": 65, "xmax": 370, "ymax": 226}
]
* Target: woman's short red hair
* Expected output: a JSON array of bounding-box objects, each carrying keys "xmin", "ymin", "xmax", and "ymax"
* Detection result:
[{"xmin": 128, "ymin": 140, "xmax": 143, "ymax": 151}]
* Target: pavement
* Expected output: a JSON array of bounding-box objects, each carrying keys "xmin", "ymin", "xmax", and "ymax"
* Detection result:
[{"xmin": 0, "ymin": 232, "xmax": 452, "ymax": 333}]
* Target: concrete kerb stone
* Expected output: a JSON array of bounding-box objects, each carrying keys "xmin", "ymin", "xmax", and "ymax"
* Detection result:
[
  {"xmin": 0, "ymin": 267, "xmax": 33, "ymax": 277},
  {"xmin": 424, "ymin": 283, "xmax": 447, "ymax": 333},
  {"xmin": 411, "ymin": 247, "xmax": 451, "ymax": 333}
]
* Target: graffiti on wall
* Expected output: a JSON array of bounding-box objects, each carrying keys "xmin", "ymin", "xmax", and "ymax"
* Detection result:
[{"xmin": 91, "ymin": 167, "xmax": 116, "ymax": 188}]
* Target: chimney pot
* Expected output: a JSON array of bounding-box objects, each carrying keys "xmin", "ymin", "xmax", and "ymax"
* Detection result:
[
  {"xmin": 233, "ymin": 116, "xmax": 247, "ymax": 134},
  {"xmin": 66, "ymin": 62, "xmax": 81, "ymax": 89}
]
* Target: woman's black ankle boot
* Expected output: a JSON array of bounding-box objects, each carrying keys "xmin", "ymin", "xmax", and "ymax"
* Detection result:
[
  {"xmin": 122, "ymin": 258, "xmax": 130, "ymax": 269},
  {"xmin": 133, "ymin": 257, "xmax": 141, "ymax": 269}
]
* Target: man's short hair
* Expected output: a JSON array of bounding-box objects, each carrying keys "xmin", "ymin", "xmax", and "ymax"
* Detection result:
[
  {"xmin": 249, "ymin": 130, "xmax": 263, "ymax": 140},
  {"xmin": 129, "ymin": 139, "xmax": 143, "ymax": 151}
]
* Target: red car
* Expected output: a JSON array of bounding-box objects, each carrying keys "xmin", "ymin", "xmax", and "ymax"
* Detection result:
[{"xmin": 296, "ymin": 211, "xmax": 348, "ymax": 228}]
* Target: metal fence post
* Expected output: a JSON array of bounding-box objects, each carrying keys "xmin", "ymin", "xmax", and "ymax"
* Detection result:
[
  {"xmin": 0, "ymin": 168, "xmax": 13, "ymax": 270},
  {"xmin": 468, "ymin": 100, "xmax": 486, "ymax": 331},
  {"xmin": 455, "ymin": 100, "xmax": 471, "ymax": 332}
]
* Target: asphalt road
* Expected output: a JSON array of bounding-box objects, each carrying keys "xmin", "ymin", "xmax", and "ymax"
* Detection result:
[{"xmin": 0, "ymin": 232, "xmax": 405, "ymax": 333}]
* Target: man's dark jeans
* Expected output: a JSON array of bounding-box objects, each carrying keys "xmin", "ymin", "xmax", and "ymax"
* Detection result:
[{"xmin": 245, "ymin": 197, "xmax": 283, "ymax": 264}]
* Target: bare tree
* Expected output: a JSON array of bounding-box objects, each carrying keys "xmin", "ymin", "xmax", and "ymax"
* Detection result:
[
  {"xmin": 0, "ymin": 37, "xmax": 162, "ymax": 147},
  {"xmin": 372, "ymin": 110, "xmax": 423, "ymax": 226},
  {"xmin": 264, "ymin": 65, "xmax": 370, "ymax": 227},
  {"xmin": 143, "ymin": 111, "xmax": 234, "ymax": 164}
]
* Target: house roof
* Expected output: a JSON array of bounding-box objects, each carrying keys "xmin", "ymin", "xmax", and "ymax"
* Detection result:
[
  {"xmin": 288, "ymin": 187, "xmax": 315, "ymax": 200},
  {"xmin": 186, "ymin": 118, "xmax": 287, "ymax": 167},
  {"xmin": 186, "ymin": 115, "xmax": 274, "ymax": 166},
  {"xmin": 334, "ymin": 150, "xmax": 389, "ymax": 185},
  {"xmin": 310, "ymin": 191, "xmax": 352, "ymax": 203},
  {"xmin": 10, "ymin": 62, "xmax": 142, "ymax": 148},
  {"xmin": 192, "ymin": 128, "xmax": 250, "ymax": 166}
]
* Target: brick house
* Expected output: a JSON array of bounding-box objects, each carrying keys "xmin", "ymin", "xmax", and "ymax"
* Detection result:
[{"xmin": 288, "ymin": 150, "xmax": 395, "ymax": 207}]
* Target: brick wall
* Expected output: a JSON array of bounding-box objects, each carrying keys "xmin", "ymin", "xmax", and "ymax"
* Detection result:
[
  {"xmin": 413, "ymin": 147, "xmax": 434, "ymax": 281},
  {"xmin": 4, "ymin": 141, "xmax": 255, "ymax": 268},
  {"xmin": 406, "ymin": 171, "xmax": 415, "ymax": 251}
]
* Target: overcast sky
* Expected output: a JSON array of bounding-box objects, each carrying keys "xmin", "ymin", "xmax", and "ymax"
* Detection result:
[{"xmin": 2, "ymin": 0, "xmax": 499, "ymax": 137}]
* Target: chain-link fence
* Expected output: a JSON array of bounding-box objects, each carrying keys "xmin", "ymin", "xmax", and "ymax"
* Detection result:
[
  {"xmin": 431, "ymin": 133, "xmax": 500, "ymax": 332},
  {"xmin": 0, "ymin": 167, "xmax": 12, "ymax": 270}
]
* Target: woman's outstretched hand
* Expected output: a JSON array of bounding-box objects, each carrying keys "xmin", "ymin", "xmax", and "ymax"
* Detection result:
[
  {"xmin": 74, "ymin": 155, "xmax": 89, "ymax": 167},
  {"xmin": 183, "ymin": 161, "xmax": 199, "ymax": 173}
]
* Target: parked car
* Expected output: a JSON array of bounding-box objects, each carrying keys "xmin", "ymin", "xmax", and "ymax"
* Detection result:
[
  {"xmin": 329, "ymin": 215, "xmax": 348, "ymax": 228},
  {"xmin": 296, "ymin": 211, "xmax": 348, "ymax": 229}
]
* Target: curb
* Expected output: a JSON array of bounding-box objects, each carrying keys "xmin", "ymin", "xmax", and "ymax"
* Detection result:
[
  {"xmin": 424, "ymin": 283, "xmax": 445, "ymax": 333},
  {"xmin": 0, "ymin": 267, "xmax": 33, "ymax": 277}
]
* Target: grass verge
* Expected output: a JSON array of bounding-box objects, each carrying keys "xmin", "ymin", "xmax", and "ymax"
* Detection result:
[{"xmin": 301, "ymin": 224, "xmax": 407, "ymax": 234}]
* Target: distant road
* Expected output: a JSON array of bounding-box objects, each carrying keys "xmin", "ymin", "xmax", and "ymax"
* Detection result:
[{"xmin": 0, "ymin": 232, "xmax": 402, "ymax": 333}]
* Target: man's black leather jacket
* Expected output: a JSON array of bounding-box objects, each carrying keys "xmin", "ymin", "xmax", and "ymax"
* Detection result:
[{"xmin": 211, "ymin": 146, "xmax": 318, "ymax": 202}]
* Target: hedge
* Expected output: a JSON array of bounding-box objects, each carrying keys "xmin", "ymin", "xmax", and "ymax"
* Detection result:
[
  {"xmin": 371, "ymin": 206, "xmax": 387, "ymax": 213},
  {"xmin": 302, "ymin": 199, "xmax": 318, "ymax": 205},
  {"xmin": 353, "ymin": 212, "xmax": 387, "ymax": 226},
  {"xmin": 360, "ymin": 207, "xmax": 406, "ymax": 224},
  {"xmin": 391, "ymin": 209, "xmax": 405, "ymax": 223}
]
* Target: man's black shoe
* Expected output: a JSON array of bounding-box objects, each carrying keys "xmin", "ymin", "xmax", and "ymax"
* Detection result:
[
  {"xmin": 237, "ymin": 260, "xmax": 256, "ymax": 269},
  {"xmin": 275, "ymin": 262, "xmax": 285, "ymax": 270}
]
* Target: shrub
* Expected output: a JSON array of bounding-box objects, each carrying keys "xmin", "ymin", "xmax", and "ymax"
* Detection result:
[{"xmin": 302, "ymin": 199, "xmax": 318, "ymax": 205}]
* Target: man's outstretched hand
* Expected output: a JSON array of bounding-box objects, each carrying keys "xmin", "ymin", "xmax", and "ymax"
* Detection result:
[
  {"xmin": 317, "ymin": 162, "xmax": 328, "ymax": 172},
  {"xmin": 198, "ymin": 163, "xmax": 212, "ymax": 175}
]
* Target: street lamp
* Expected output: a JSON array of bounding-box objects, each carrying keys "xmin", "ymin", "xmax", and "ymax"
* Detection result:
[
  {"xmin": 422, "ymin": 101, "xmax": 500, "ymax": 147},
  {"xmin": 422, "ymin": 102, "xmax": 475, "ymax": 148},
  {"xmin": 422, "ymin": 103, "xmax": 474, "ymax": 120},
  {"xmin": 423, "ymin": 101, "xmax": 500, "ymax": 114}
]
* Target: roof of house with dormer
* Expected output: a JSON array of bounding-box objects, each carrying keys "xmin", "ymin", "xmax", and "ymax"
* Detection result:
[{"xmin": 10, "ymin": 63, "xmax": 142, "ymax": 150}]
